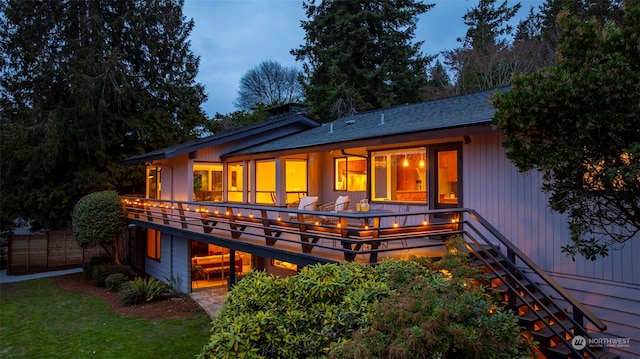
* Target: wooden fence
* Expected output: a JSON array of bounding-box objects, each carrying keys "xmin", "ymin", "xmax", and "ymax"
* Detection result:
[{"xmin": 7, "ymin": 230, "xmax": 107, "ymax": 275}]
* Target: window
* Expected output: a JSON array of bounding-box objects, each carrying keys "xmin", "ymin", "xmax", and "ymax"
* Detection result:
[
  {"xmin": 285, "ymin": 159, "xmax": 307, "ymax": 204},
  {"xmin": 147, "ymin": 229, "xmax": 161, "ymax": 260},
  {"xmin": 436, "ymin": 150, "xmax": 458, "ymax": 205},
  {"xmin": 147, "ymin": 166, "xmax": 161, "ymax": 199},
  {"xmin": 227, "ymin": 162, "xmax": 244, "ymax": 202},
  {"xmin": 371, "ymin": 148, "xmax": 427, "ymax": 202},
  {"xmin": 334, "ymin": 157, "xmax": 367, "ymax": 191},
  {"xmin": 255, "ymin": 160, "xmax": 276, "ymax": 204},
  {"xmin": 193, "ymin": 163, "xmax": 223, "ymax": 201}
]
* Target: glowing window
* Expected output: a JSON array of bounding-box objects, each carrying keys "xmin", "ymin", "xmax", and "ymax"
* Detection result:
[
  {"xmin": 227, "ymin": 162, "xmax": 244, "ymax": 202},
  {"xmin": 335, "ymin": 157, "xmax": 367, "ymax": 191},
  {"xmin": 193, "ymin": 163, "xmax": 223, "ymax": 202},
  {"xmin": 255, "ymin": 160, "xmax": 276, "ymax": 204},
  {"xmin": 146, "ymin": 229, "xmax": 161, "ymax": 260},
  {"xmin": 371, "ymin": 148, "xmax": 427, "ymax": 202},
  {"xmin": 285, "ymin": 159, "xmax": 307, "ymax": 204}
]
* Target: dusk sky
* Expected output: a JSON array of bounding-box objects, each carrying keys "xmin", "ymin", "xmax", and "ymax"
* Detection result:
[{"xmin": 182, "ymin": 0, "xmax": 545, "ymax": 117}]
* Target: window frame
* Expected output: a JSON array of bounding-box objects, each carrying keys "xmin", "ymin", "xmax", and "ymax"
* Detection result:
[{"xmin": 334, "ymin": 156, "xmax": 367, "ymax": 192}]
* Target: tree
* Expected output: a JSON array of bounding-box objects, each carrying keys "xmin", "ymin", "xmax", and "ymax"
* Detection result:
[
  {"xmin": 72, "ymin": 191, "xmax": 127, "ymax": 264},
  {"xmin": 234, "ymin": 60, "xmax": 304, "ymax": 111},
  {"xmin": 291, "ymin": 0, "xmax": 434, "ymax": 121},
  {"xmin": 445, "ymin": 0, "xmax": 524, "ymax": 94},
  {"xmin": 0, "ymin": 0, "xmax": 207, "ymax": 229},
  {"xmin": 491, "ymin": 5, "xmax": 640, "ymax": 260}
]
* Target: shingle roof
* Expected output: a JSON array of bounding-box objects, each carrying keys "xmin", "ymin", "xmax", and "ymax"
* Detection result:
[
  {"xmin": 231, "ymin": 88, "xmax": 505, "ymax": 155},
  {"xmin": 121, "ymin": 113, "xmax": 320, "ymax": 165}
]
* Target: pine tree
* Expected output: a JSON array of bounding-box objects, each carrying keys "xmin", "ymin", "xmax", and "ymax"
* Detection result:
[
  {"xmin": 0, "ymin": 0, "xmax": 207, "ymax": 229},
  {"xmin": 291, "ymin": 0, "xmax": 434, "ymax": 121}
]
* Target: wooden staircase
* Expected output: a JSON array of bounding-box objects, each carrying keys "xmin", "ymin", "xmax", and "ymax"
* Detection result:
[{"xmin": 469, "ymin": 247, "xmax": 619, "ymax": 359}]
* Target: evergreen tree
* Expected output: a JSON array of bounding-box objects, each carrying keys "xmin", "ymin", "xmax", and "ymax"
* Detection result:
[
  {"xmin": 0, "ymin": 0, "xmax": 207, "ymax": 229},
  {"xmin": 445, "ymin": 0, "xmax": 522, "ymax": 94},
  {"xmin": 492, "ymin": 4, "xmax": 640, "ymax": 260},
  {"xmin": 291, "ymin": 0, "xmax": 434, "ymax": 121}
]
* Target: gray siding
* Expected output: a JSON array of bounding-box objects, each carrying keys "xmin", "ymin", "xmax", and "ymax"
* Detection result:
[
  {"xmin": 145, "ymin": 233, "xmax": 191, "ymax": 293},
  {"xmin": 464, "ymin": 132, "xmax": 639, "ymax": 357}
]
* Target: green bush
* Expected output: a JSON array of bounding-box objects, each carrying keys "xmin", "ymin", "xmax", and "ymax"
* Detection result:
[
  {"xmin": 82, "ymin": 256, "xmax": 113, "ymax": 279},
  {"xmin": 118, "ymin": 281, "xmax": 142, "ymax": 306},
  {"xmin": 199, "ymin": 237, "xmax": 536, "ymax": 359},
  {"xmin": 105, "ymin": 273, "xmax": 129, "ymax": 291},
  {"xmin": 198, "ymin": 262, "xmax": 391, "ymax": 359},
  {"xmin": 92, "ymin": 263, "xmax": 133, "ymax": 287},
  {"xmin": 72, "ymin": 190, "xmax": 126, "ymax": 249},
  {"xmin": 129, "ymin": 277, "xmax": 165, "ymax": 302}
]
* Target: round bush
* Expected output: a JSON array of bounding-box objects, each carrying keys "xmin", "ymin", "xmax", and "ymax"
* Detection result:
[
  {"xmin": 92, "ymin": 263, "xmax": 133, "ymax": 287},
  {"xmin": 72, "ymin": 190, "xmax": 127, "ymax": 249},
  {"xmin": 105, "ymin": 273, "xmax": 129, "ymax": 291},
  {"xmin": 119, "ymin": 283, "xmax": 143, "ymax": 306}
]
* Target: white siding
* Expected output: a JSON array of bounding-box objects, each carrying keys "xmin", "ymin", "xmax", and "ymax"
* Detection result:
[{"xmin": 464, "ymin": 132, "xmax": 639, "ymax": 356}]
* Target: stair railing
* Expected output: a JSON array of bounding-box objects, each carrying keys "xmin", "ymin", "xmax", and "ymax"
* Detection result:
[{"xmin": 460, "ymin": 209, "xmax": 607, "ymax": 358}]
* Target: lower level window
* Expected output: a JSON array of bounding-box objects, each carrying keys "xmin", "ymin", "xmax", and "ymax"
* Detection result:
[{"xmin": 147, "ymin": 229, "xmax": 161, "ymax": 260}]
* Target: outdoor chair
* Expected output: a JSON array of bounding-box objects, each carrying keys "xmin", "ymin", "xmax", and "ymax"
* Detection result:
[
  {"xmin": 287, "ymin": 196, "xmax": 319, "ymax": 222},
  {"xmin": 317, "ymin": 195, "xmax": 351, "ymax": 224}
]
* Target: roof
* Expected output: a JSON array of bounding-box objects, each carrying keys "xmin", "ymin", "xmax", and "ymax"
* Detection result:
[
  {"xmin": 230, "ymin": 87, "xmax": 505, "ymax": 155},
  {"xmin": 121, "ymin": 113, "xmax": 320, "ymax": 165}
]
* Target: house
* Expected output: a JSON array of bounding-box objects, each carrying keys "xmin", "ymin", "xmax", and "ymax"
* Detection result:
[{"xmin": 121, "ymin": 89, "xmax": 638, "ymax": 359}]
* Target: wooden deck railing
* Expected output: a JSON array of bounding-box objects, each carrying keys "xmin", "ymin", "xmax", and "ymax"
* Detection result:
[{"xmin": 120, "ymin": 196, "xmax": 610, "ymax": 358}]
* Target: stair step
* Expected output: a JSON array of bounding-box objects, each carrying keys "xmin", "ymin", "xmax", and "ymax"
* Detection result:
[
  {"xmin": 546, "ymin": 342, "xmax": 620, "ymax": 359},
  {"xmin": 504, "ymin": 290, "xmax": 550, "ymax": 308},
  {"xmin": 519, "ymin": 308, "xmax": 566, "ymax": 326},
  {"xmin": 532, "ymin": 319, "xmax": 574, "ymax": 340}
]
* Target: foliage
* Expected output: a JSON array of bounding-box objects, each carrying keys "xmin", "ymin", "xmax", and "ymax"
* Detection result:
[
  {"xmin": 0, "ymin": 0, "xmax": 207, "ymax": 229},
  {"xmin": 199, "ymin": 238, "xmax": 532, "ymax": 359},
  {"xmin": 105, "ymin": 273, "xmax": 129, "ymax": 292},
  {"xmin": 128, "ymin": 276, "xmax": 166, "ymax": 302},
  {"xmin": 331, "ymin": 240, "xmax": 534, "ymax": 359},
  {"xmin": 444, "ymin": 0, "xmax": 546, "ymax": 94},
  {"xmin": 198, "ymin": 263, "xmax": 390, "ymax": 359},
  {"xmin": 207, "ymin": 104, "xmax": 269, "ymax": 133},
  {"xmin": 72, "ymin": 191, "xmax": 127, "ymax": 257},
  {"xmin": 0, "ymin": 277, "xmax": 211, "ymax": 358},
  {"xmin": 92, "ymin": 263, "xmax": 134, "ymax": 288},
  {"xmin": 234, "ymin": 60, "xmax": 304, "ymax": 111},
  {"xmin": 492, "ymin": 4, "xmax": 640, "ymax": 260},
  {"xmin": 292, "ymin": 0, "xmax": 434, "ymax": 121},
  {"xmin": 118, "ymin": 281, "xmax": 143, "ymax": 306},
  {"xmin": 82, "ymin": 256, "xmax": 114, "ymax": 280}
]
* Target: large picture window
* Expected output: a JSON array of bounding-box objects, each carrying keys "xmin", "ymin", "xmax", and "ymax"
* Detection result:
[
  {"xmin": 193, "ymin": 163, "xmax": 223, "ymax": 201},
  {"xmin": 334, "ymin": 157, "xmax": 367, "ymax": 191},
  {"xmin": 371, "ymin": 148, "xmax": 427, "ymax": 202}
]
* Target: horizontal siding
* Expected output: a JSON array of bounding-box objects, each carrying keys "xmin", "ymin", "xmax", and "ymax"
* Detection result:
[
  {"xmin": 145, "ymin": 233, "xmax": 191, "ymax": 293},
  {"xmin": 464, "ymin": 132, "xmax": 640, "ymax": 356}
]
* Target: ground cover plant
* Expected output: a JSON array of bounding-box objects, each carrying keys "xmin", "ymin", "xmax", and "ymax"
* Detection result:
[{"xmin": 0, "ymin": 276, "xmax": 210, "ymax": 359}]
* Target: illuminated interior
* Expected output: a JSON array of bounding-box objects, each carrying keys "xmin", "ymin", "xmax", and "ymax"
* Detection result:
[
  {"xmin": 371, "ymin": 148, "xmax": 427, "ymax": 202},
  {"xmin": 335, "ymin": 157, "xmax": 367, "ymax": 191},
  {"xmin": 193, "ymin": 163, "xmax": 223, "ymax": 201},
  {"xmin": 255, "ymin": 160, "xmax": 276, "ymax": 204},
  {"xmin": 285, "ymin": 159, "xmax": 307, "ymax": 204},
  {"xmin": 437, "ymin": 150, "xmax": 458, "ymax": 204},
  {"xmin": 191, "ymin": 242, "xmax": 251, "ymax": 289},
  {"xmin": 227, "ymin": 162, "xmax": 244, "ymax": 202}
]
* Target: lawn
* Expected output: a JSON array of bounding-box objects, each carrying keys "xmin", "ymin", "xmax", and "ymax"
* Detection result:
[{"xmin": 0, "ymin": 277, "xmax": 212, "ymax": 359}]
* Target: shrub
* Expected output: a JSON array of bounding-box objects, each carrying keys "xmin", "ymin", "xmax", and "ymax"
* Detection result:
[
  {"xmin": 82, "ymin": 256, "xmax": 113, "ymax": 279},
  {"xmin": 198, "ymin": 263, "xmax": 391, "ymax": 359},
  {"xmin": 118, "ymin": 281, "xmax": 142, "ymax": 306},
  {"xmin": 92, "ymin": 263, "xmax": 133, "ymax": 287},
  {"xmin": 129, "ymin": 277, "xmax": 165, "ymax": 302},
  {"xmin": 72, "ymin": 190, "xmax": 127, "ymax": 256},
  {"xmin": 105, "ymin": 273, "xmax": 129, "ymax": 291}
]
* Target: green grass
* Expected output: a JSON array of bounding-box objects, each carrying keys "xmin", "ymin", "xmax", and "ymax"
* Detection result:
[{"xmin": 0, "ymin": 277, "xmax": 212, "ymax": 359}]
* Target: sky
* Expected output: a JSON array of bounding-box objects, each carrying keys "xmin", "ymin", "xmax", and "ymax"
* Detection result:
[{"xmin": 183, "ymin": 0, "xmax": 545, "ymax": 117}]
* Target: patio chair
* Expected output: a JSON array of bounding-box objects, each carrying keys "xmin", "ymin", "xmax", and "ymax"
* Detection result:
[
  {"xmin": 317, "ymin": 195, "xmax": 351, "ymax": 224},
  {"xmin": 287, "ymin": 196, "xmax": 319, "ymax": 221}
]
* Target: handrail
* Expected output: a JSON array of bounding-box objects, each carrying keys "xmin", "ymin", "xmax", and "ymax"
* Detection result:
[
  {"xmin": 464, "ymin": 208, "xmax": 607, "ymax": 332},
  {"xmin": 119, "ymin": 196, "xmax": 608, "ymax": 350}
]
